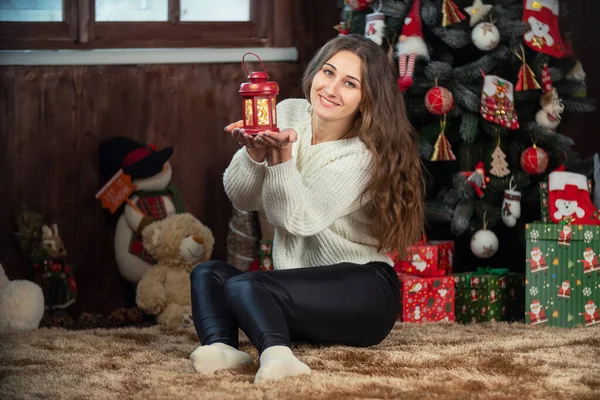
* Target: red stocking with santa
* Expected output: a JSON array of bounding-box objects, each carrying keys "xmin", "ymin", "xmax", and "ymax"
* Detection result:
[{"xmin": 548, "ymin": 171, "xmax": 600, "ymax": 225}]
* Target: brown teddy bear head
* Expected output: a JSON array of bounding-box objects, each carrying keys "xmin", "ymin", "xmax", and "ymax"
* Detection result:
[{"xmin": 141, "ymin": 213, "xmax": 214, "ymax": 271}]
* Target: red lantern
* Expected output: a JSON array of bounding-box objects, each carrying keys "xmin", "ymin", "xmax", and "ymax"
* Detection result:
[
  {"xmin": 425, "ymin": 86, "xmax": 454, "ymax": 116},
  {"xmin": 239, "ymin": 52, "xmax": 280, "ymax": 135},
  {"xmin": 520, "ymin": 144, "xmax": 548, "ymax": 175}
]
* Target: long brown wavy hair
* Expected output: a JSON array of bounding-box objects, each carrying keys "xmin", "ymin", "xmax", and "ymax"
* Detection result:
[{"xmin": 302, "ymin": 34, "xmax": 425, "ymax": 258}]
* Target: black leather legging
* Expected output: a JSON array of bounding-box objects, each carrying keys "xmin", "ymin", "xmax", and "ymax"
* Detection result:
[{"xmin": 190, "ymin": 260, "xmax": 400, "ymax": 354}]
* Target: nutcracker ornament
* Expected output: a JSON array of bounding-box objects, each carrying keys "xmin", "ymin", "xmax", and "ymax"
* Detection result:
[
  {"xmin": 396, "ymin": 0, "xmax": 429, "ymax": 92},
  {"xmin": 536, "ymin": 64, "xmax": 564, "ymax": 130},
  {"xmin": 480, "ymin": 74, "xmax": 519, "ymax": 129},
  {"xmin": 461, "ymin": 161, "xmax": 490, "ymax": 198}
]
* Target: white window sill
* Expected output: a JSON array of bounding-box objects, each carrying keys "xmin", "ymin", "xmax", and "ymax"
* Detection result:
[{"xmin": 0, "ymin": 47, "xmax": 298, "ymax": 66}]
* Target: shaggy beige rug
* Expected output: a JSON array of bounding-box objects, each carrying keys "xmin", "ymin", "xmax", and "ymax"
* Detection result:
[{"xmin": 1, "ymin": 322, "xmax": 599, "ymax": 399}]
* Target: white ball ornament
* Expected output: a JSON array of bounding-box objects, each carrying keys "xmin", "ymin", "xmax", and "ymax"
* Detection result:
[
  {"xmin": 471, "ymin": 22, "xmax": 500, "ymax": 51},
  {"xmin": 470, "ymin": 229, "xmax": 499, "ymax": 258}
]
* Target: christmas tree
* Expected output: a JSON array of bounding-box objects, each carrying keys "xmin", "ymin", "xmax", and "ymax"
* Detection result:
[{"xmin": 335, "ymin": 0, "xmax": 595, "ymax": 270}]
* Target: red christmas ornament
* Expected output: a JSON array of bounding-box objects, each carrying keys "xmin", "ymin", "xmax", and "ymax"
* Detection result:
[
  {"xmin": 347, "ymin": 0, "xmax": 374, "ymax": 11},
  {"xmin": 520, "ymin": 144, "xmax": 548, "ymax": 175},
  {"xmin": 425, "ymin": 86, "xmax": 454, "ymax": 116}
]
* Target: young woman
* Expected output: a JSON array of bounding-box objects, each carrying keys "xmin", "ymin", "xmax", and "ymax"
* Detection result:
[{"xmin": 189, "ymin": 34, "xmax": 424, "ymax": 384}]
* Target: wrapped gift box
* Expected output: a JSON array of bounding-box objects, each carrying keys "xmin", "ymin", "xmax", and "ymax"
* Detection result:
[
  {"xmin": 454, "ymin": 268, "xmax": 525, "ymax": 324},
  {"xmin": 525, "ymin": 222, "xmax": 600, "ymax": 327},
  {"xmin": 397, "ymin": 272, "xmax": 455, "ymax": 323},
  {"xmin": 393, "ymin": 240, "xmax": 454, "ymax": 277},
  {"xmin": 257, "ymin": 239, "xmax": 274, "ymax": 271}
]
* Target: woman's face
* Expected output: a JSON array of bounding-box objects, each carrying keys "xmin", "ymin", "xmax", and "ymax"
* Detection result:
[{"xmin": 310, "ymin": 50, "xmax": 363, "ymax": 125}]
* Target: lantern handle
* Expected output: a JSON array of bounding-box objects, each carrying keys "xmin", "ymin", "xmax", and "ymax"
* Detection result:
[{"xmin": 242, "ymin": 52, "xmax": 268, "ymax": 77}]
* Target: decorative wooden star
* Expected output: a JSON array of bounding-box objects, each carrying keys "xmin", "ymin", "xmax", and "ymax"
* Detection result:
[{"xmin": 465, "ymin": 0, "xmax": 493, "ymax": 27}]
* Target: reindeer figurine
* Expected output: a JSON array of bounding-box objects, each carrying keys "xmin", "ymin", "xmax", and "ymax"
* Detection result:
[{"xmin": 32, "ymin": 224, "xmax": 77, "ymax": 310}]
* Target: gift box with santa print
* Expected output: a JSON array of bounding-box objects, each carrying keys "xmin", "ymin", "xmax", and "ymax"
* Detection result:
[
  {"xmin": 396, "ymin": 272, "xmax": 455, "ymax": 323},
  {"xmin": 454, "ymin": 268, "xmax": 525, "ymax": 324},
  {"xmin": 392, "ymin": 239, "xmax": 454, "ymax": 277},
  {"xmin": 525, "ymin": 222, "xmax": 600, "ymax": 327}
]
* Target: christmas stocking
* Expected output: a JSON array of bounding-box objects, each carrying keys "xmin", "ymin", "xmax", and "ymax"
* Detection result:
[
  {"xmin": 480, "ymin": 74, "xmax": 519, "ymax": 130},
  {"xmin": 548, "ymin": 171, "xmax": 600, "ymax": 225},
  {"xmin": 502, "ymin": 189, "xmax": 522, "ymax": 228},
  {"xmin": 522, "ymin": 0, "xmax": 570, "ymax": 58}
]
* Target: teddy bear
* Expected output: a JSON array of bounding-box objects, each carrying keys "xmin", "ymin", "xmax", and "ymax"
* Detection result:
[
  {"xmin": 135, "ymin": 213, "xmax": 214, "ymax": 329},
  {"xmin": 0, "ymin": 262, "xmax": 45, "ymax": 333},
  {"xmin": 524, "ymin": 16, "xmax": 554, "ymax": 48}
]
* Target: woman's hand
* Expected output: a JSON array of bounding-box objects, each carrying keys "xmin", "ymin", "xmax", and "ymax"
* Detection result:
[
  {"xmin": 224, "ymin": 120, "xmax": 267, "ymax": 163},
  {"xmin": 256, "ymin": 129, "xmax": 298, "ymax": 166}
]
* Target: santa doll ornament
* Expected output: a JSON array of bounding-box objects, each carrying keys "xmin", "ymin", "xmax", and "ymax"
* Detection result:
[
  {"xmin": 462, "ymin": 161, "xmax": 490, "ymax": 198},
  {"xmin": 396, "ymin": 0, "xmax": 429, "ymax": 92},
  {"xmin": 522, "ymin": 0, "xmax": 570, "ymax": 58},
  {"xmin": 548, "ymin": 170, "xmax": 600, "ymax": 225},
  {"xmin": 536, "ymin": 64, "xmax": 564, "ymax": 130}
]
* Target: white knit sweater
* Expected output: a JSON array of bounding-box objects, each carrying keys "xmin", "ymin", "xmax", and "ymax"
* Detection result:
[{"xmin": 223, "ymin": 98, "xmax": 393, "ymax": 269}]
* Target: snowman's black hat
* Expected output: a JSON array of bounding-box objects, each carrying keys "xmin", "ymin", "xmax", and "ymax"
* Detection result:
[{"xmin": 99, "ymin": 136, "xmax": 173, "ymax": 181}]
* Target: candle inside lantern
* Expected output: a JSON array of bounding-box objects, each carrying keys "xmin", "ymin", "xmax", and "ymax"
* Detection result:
[{"xmin": 239, "ymin": 52, "xmax": 280, "ymax": 135}]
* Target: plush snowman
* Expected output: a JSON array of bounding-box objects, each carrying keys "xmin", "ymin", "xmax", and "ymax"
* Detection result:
[{"xmin": 99, "ymin": 137, "xmax": 187, "ymax": 283}]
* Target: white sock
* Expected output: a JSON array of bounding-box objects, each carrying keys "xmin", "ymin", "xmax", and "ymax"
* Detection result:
[
  {"xmin": 190, "ymin": 342, "xmax": 253, "ymax": 374},
  {"xmin": 254, "ymin": 346, "xmax": 311, "ymax": 384}
]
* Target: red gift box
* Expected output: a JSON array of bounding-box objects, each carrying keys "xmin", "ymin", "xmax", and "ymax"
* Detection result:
[
  {"xmin": 397, "ymin": 272, "xmax": 455, "ymax": 323},
  {"xmin": 392, "ymin": 240, "xmax": 454, "ymax": 277}
]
